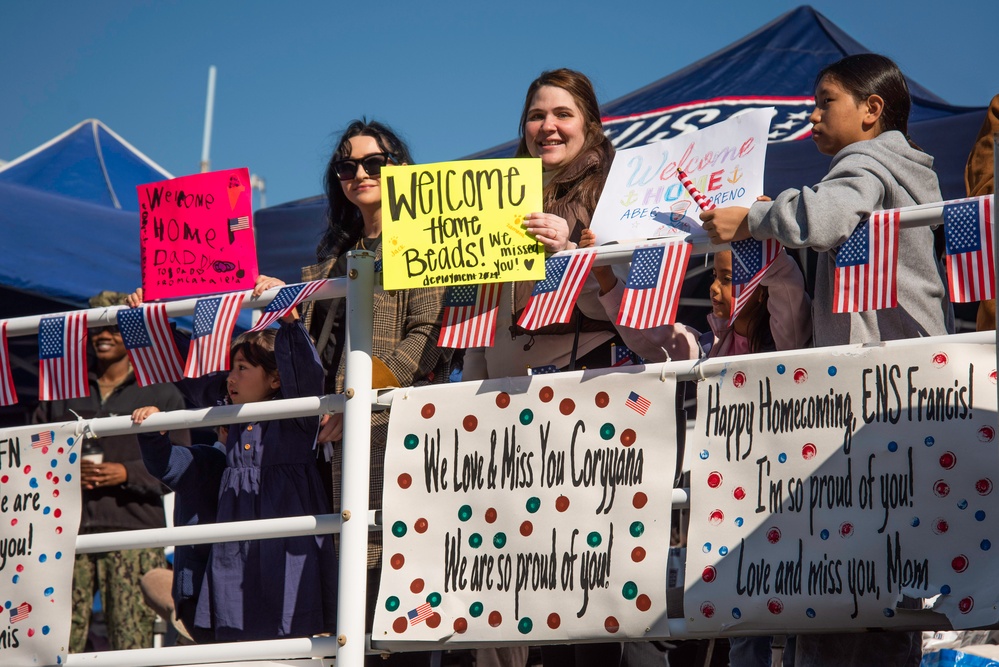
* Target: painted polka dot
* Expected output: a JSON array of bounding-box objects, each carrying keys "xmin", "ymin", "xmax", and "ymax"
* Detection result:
[
  {"xmin": 587, "ymin": 532, "xmax": 602, "ymax": 548},
  {"xmin": 463, "ymin": 415, "xmax": 478, "ymax": 432},
  {"xmin": 827, "ymin": 366, "xmax": 837, "ymax": 377},
  {"xmin": 421, "ymin": 404, "xmax": 436, "ymax": 419},
  {"xmin": 493, "ymin": 533, "xmax": 507, "ymax": 549},
  {"xmin": 622, "ymin": 581, "xmax": 638, "ymax": 600},
  {"xmin": 632, "ymin": 547, "xmax": 646, "ymax": 562},
  {"xmin": 976, "ymin": 479, "xmax": 993, "ymax": 495},
  {"xmin": 427, "ymin": 592, "xmax": 442, "ymax": 606},
  {"xmin": 458, "ymin": 505, "xmax": 473, "ymax": 521},
  {"xmin": 620, "ymin": 429, "xmax": 636, "ymax": 447},
  {"xmin": 404, "ymin": 434, "xmax": 419, "ymax": 450},
  {"xmin": 632, "ymin": 492, "xmax": 647, "ymax": 509},
  {"xmin": 547, "ymin": 613, "xmax": 560, "ymax": 629},
  {"xmin": 414, "ymin": 518, "xmax": 429, "ymax": 534},
  {"xmin": 801, "ymin": 443, "xmax": 817, "ymax": 460},
  {"xmin": 392, "ymin": 521, "xmax": 407, "ymax": 537},
  {"xmin": 496, "ymin": 393, "xmax": 511, "ymax": 409},
  {"xmin": 636, "ymin": 594, "xmax": 652, "ymax": 612},
  {"xmin": 488, "ymin": 611, "xmax": 502, "ymax": 627},
  {"xmin": 630, "ymin": 522, "xmax": 644, "ymax": 537},
  {"xmin": 410, "ymin": 579, "xmax": 425, "ymax": 594},
  {"xmin": 398, "ymin": 473, "xmax": 412, "ymax": 489},
  {"xmin": 454, "ymin": 618, "xmax": 468, "ymax": 633},
  {"xmin": 707, "ymin": 471, "xmax": 723, "ymax": 488},
  {"xmin": 888, "ymin": 441, "xmax": 898, "ymax": 453},
  {"xmin": 708, "ymin": 510, "xmax": 724, "ymax": 526},
  {"xmin": 526, "ymin": 497, "xmax": 541, "ymax": 513},
  {"xmin": 733, "ymin": 487, "xmax": 746, "ymax": 500},
  {"xmin": 604, "ymin": 616, "xmax": 620, "ymax": 633},
  {"xmin": 595, "ymin": 392, "xmax": 610, "ymax": 408},
  {"xmin": 539, "ymin": 387, "xmax": 555, "ymax": 403},
  {"xmin": 393, "ymin": 617, "xmax": 408, "ymax": 633},
  {"xmin": 559, "ymin": 398, "xmax": 575, "ymax": 415},
  {"xmin": 470, "ymin": 602, "xmax": 484, "ymax": 617},
  {"xmin": 767, "ymin": 598, "xmax": 784, "ymax": 615},
  {"xmin": 518, "ymin": 617, "xmax": 533, "ymax": 634},
  {"xmin": 555, "ymin": 496, "xmax": 570, "ymax": 512},
  {"xmin": 469, "ymin": 533, "xmax": 483, "ymax": 548},
  {"xmin": 939, "ymin": 452, "xmax": 957, "ymax": 469},
  {"xmin": 390, "ymin": 553, "xmax": 405, "ymax": 570},
  {"xmin": 485, "ymin": 508, "xmax": 498, "ymax": 523},
  {"xmin": 520, "ymin": 521, "xmax": 533, "ymax": 537},
  {"xmin": 427, "ymin": 613, "xmax": 441, "ymax": 629},
  {"xmin": 599, "ymin": 423, "xmax": 615, "ymax": 440},
  {"xmin": 520, "ymin": 409, "xmax": 534, "ymax": 425},
  {"xmin": 385, "ymin": 596, "xmax": 400, "ymax": 611}
]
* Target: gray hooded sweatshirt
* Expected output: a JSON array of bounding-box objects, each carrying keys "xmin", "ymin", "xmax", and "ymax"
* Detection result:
[{"xmin": 747, "ymin": 130, "xmax": 952, "ymax": 346}]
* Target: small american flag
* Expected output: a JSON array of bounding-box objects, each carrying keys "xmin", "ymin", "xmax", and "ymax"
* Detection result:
[
  {"xmin": 118, "ymin": 305, "xmax": 184, "ymax": 387},
  {"xmin": 676, "ymin": 168, "xmax": 716, "ymax": 211},
  {"xmin": 438, "ymin": 284, "xmax": 501, "ymax": 348},
  {"xmin": 611, "ymin": 343, "xmax": 642, "ymax": 367},
  {"xmin": 251, "ymin": 281, "xmax": 327, "ymax": 331},
  {"xmin": 944, "ymin": 196, "xmax": 994, "ymax": 303},
  {"xmin": 834, "ymin": 210, "xmax": 899, "ymax": 313},
  {"xmin": 408, "ymin": 602, "xmax": 433, "ymax": 626},
  {"xmin": 528, "ymin": 364, "xmax": 560, "ymax": 375},
  {"xmin": 38, "ymin": 313, "xmax": 89, "ymax": 401},
  {"xmin": 625, "ymin": 391, "xmax": 651, "ymax": 416},
  {"xmin": 616, "ymin": 242, "xmax": 692, "ymax": 329},
  {"xmin": 729, "ymin": 238, "xmax": 783, "ymax": 323},
  {"xmin": 10, "ymin": 601, "xmax": 30, "ymax": 623},
  {"xmin": 0, "ymin": 321, "xmax": 16, "ymax": 406},
  {"xmin": 228, "ymin": 215, "xmax": 250, "ymax": 232},
  {"xmin": 183, "ymin": 294, "xmax": 245, "ymax": 378},
  {"xmin": 31, "ymin": 431, "xmax": 53, "ymax": 449},
  {"xmin": 517, "ymin": 251, "xmax": 596, "ymax": 331}
]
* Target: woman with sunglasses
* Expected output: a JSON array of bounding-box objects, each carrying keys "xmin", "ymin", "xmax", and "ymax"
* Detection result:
[{"xmin": 256, "ymin": 119, "xmax": 448, "ymax": 665}]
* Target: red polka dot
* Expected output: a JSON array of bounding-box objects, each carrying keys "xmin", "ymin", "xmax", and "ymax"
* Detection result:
[
  {"xmin": 15, "ymin": 564, "xmax": 23, "ymax": 573},
  {"xmin": 488, "ymin": 611, "xmax": 502, "ymax": 627},
  {"xmin": 555, "ymin": 496, "xmax": 570, "ymax": 512},
  {"xmin": 391, "ymin": 553, "xmax": 405, "ymax": 569},
  {"xmin": 595, "ymin": 392, "xmax": 610, "ymax": 408},
  {"xmin": 496, "ymin": 393, "xmax": 511, "ymax": 408},
  {"xmin": 463, "ymin": 415, "xmax": 478, "ymax": 432},
  {"xmin": 427, "ymin": 613, "xmax": 441, "ymax": 629},
  {"xmin": 632, "ymin": 492, "xmax": 647, "ymax": 509},
  {"xmin": 620, "ymin": 429, "xmax": 636, "ymax": 447},
  {"xmin": 411, "ymin": 579, "xmax": 425, "ymax": 593},
  {"xmin": 52, "ymin": 489, "xmax": 60, "ymax": 498},
  {"xmin": 454, "ymin": 618, "xmax": 468, "ymax": 633},
  {"xmin": 415, "ymin": 518, "xmax": 429, "ymax": 533},
  {"xmin": 632, "ymin": 547, "xmax": 646, "ymax": 563},
  {"xmin": 27, "ymin": 628, "xmax": 35, "ymax": 638},
  {"xmin": 45, "ymin": 472, "xmax": 52, "ymax": 480},
  {"xmin": 520, "ymin": 521, "xmax": 533, "ymax": 537},
  {"xmin": 421, "ymin": 404, "xmax": 436, "ymax": 419},
  {"xmin": 733, "ymin": 487, "xmax": 746, "ymax": 500},
  {"xmin": 55, "ymin": 526, "xmax": 63, "ymax": 534},
  {"xmin": 485, "ymin": 508, "xmax": 498, "ymax": 523},
  {"xmin": 393, "ymin": 617, "xmax": 408, "ymax": 633},
  {"xmin": 23, "ymin": 465, "xmax": 31, "ymax": 474},
  {"xmin": 54, "ymin": 509, "xmax": 61, "ymax": 518},
  {"xmin": 559, "ymin": 398, "xmax": 575, "ymax": 415},
  {"xmin": 707, "ymin": 471, "xmax": 723, "ymax": 488},
  {"xmin": 398, "ymin": 473, "xmax": 412, "ymax": 489},
  {"xmin": 539, "ymin": 387, "xmax": 554, "ymax": 402},
  {"xmin": 52, "ymin": 476, "xmax": 59, "ymax": 485},
  {"xmin": 636, "ymin": 594, "xmax": 652, "ymax": 612},
  {"xmin": 0, "ymin": 475, "xmax": 7, "ymax": 483},
  {"xmin": 547, "ymin": 613, "xmax": 561, "ymax": 629},
  {"xmin": 11, "ymin": 518, "xmax": 17, "ymax": 526},
  {"xmin": 604, "ymin": 617, "xmax": 620, "ymax": 633}
]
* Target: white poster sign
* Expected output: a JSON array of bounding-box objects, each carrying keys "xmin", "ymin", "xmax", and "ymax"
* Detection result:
[
  {"xmin": 686, "ymin": 341, "xmax": 999, "ymax": 632},
  {"xmin": 590, "ymin": 108, "xmax": 773, "ymax": 245},
  {"xmin": 0, "ymin": 423, "xmax": 81, "ymax": 665},
  {"xmin": 375, "ymin": 368, "xmax": 678, "ymax": 645}
]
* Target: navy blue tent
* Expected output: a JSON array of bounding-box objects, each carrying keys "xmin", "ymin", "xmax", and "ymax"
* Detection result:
[{"xmin": 255, "ymin": 5, "xmax": 987, "ymax": 285}]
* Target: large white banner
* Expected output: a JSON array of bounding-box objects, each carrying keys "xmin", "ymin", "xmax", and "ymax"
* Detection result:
[
  {"xmin": 687, "ymin": 342, "xmax": 999, "ymax": 632},
  {"xmin": 590, "ymin": 108, "xmax": 772, "ymax": 245},
  {"xmin": 0, "ymin": 423, "xmax": 81, "ymax": 666},
  {"xmin": 375, "ymin": 368, "xmax": 677, "ymax": 645}
]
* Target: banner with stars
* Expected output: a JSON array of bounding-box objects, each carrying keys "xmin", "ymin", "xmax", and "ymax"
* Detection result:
[
  {"xmin": 375, "ymin": 367, "xmax": 677, "ymax": 644},
  {"xmin": 0, "ymin": 422, "xmax": 82, "ymax": 666},
  {"xmin": 686, "ymin": 340, "xmax": 999, "ymax": 633}
]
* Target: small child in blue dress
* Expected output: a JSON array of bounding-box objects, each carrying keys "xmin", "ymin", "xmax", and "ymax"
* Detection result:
[{"xmin": 130, "ymin": 289, "xmax": 337, "ymax": 642}]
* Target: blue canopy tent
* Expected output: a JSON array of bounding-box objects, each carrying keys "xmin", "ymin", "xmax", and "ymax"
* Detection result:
[{"xmin": 254, "ymin": 5, "xmax": 987, "ymax": 290}]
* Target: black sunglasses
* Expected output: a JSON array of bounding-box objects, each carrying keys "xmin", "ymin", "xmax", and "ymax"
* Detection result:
[
  {"xmin": 92, "ymin": 325, "xmax": 120, "ymax": 335},
  {"xmin": 332, "ymin": 152, "xmax": 395, "ymax": 181}
]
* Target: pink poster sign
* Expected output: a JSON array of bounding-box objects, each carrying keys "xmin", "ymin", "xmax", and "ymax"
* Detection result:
[{"xmin": 138, "ymin": 167, "xmax": 258, "ymax": 301}]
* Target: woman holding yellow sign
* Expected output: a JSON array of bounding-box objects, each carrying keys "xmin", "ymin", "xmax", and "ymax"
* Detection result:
[{"xmin": 463, "ymin": 68, "xmax": 620, "ymax": 383}]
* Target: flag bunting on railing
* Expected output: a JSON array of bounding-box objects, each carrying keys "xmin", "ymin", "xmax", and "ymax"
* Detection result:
[
  {"xmin": 38, "ymin": 313, "xmax": 89, "ymax": 401},
  {"xmin": 729, "ymin": 238, "xmax": 783, "ymax": 324},
  {"xmin": 184, "ymin": 294, "xmax": 244, "ymax": 378},
  {"xmin": 617, "ymin": 242, "xmax": 692, "ymax": 329},
  {"xmin": 944, "ymin": 196, "xmax": 994, "ymax": 303},
  {"xmin": 0, "ymin": 322, "xmax": 18, "ymax": 406},
  {"xmin": 517, "ymin": 251, "xmax": 596, "ymax": 331},
  {"xmin": 251, "ymin": 280, "xmax": 327, "ymax": 332},
  {"xmin": 833, "ymin": 210, "xmax": 899, "ymax": 313},
  {"xmin": 438, "ymin": 283, "xmax": 502, "ymax": 349},
  {"xmin": 118, "ymin": 304, "xmax": 185, "ymax": 387}
]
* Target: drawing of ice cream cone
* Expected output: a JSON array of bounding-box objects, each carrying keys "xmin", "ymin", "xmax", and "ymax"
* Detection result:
[
  {"xmin": 670, "ymin": 200, "xmax": 691, "ymax": 222},
  {"xmin": 228, "ymin": 175, "xmax": 246, "ymax": 209}
]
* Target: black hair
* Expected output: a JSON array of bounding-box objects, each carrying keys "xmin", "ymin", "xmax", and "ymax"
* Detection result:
[
  {"xmin": 815, "ymin": 53, "xmax": 912, "ymax": 138},
  {"xmin": 230, "ymin": 329, "xmax": 278, "ymax": 379},
  {"xmin": 317, "ymin": 119, "xmax": 414, "ymax": 262}
]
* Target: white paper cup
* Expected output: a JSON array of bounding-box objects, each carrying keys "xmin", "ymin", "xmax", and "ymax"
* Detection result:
[{"xmin": 81, "ymin": 453, "xmax": 104, "ymax": 464}]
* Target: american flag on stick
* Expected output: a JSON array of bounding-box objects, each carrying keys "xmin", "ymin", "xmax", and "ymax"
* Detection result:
[
  {"xmin": 833, "ymin": 210, "xmax": 899, "ymax": 313},
  {"xmin": 183, "ymin": 294, "xmax": 244, "ymax": 378},
  {"xmin": 729, "ymin": 237, "xmax": 783, "ymax": 324},
  {"xmin": 616, "ymin": 243, "xmax": 692, "ymax": 329},
  {"xmin": 944, "ymin": 196, "xmax": 994, "ymax": 303},
  {"xmin": 38, "ymin": 313, "xmax": 89, "ymax": 401},
  {"xmin": 118, "ymin": 304, "xmax": 184, "ymax": 386},
  {"xmin": 0, "ymin": 321, "xmax": 16, "ymax": 406},
  {"xmin": 517, "ymin": 251, "xmax": 596, "ymax": 331},
  {"xmin": 437, "ymin": 284, "xmax": 501, "ymax": 348},
  {"xmin": 676, "ymin": 168, "xmax": 716, "ymax": 211},
  {"xmin": 251, "ymin": 281, "xmax": 327, "ymax": 331}
]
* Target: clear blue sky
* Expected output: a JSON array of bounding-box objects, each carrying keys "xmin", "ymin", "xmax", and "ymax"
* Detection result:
[{"xmin": 2, "ymin": 0, "xmax": 995, "ymax": 209}]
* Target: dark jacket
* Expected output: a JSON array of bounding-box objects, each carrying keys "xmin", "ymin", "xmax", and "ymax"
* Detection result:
[{"xmin": 33, "ymin": 371, "xmax": 190, "ymax": 534}]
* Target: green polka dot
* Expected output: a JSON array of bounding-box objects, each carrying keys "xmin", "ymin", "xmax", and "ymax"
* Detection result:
[
  {"xmin": 470, "ymin": 601, "xmax": 484, "ymax": 617},
  {"xmin": 526, "ymin": 497, "xmax": 541, "ymax": 513},
  {"xmin": 386, "ymin": 596, "xmax": 400, "ymax": 611},
  {"xmin": 587, "ymin": 531, "xmax": 602, "ymax": 547},
  {"xmin": 630, "ymin": 521, "xmax": 645, "ymax": 538},
  {"xmin": 404, "ymin": 434, "xmax": 420, "ymax": 450},
  {"xmin": 622, "ymin": 581, "xmax": 638, "ymax": 600},
  {"xmin": 600, "ymin": 423, "xmax": 615, "ymax": 440},
  {"xmin": 458, "ymin": 505, "xmax": 473, "ymax": 521},
  {"xmin": 392, "ymin": 521, "xmax": 407, "ymax": 537},
  {"xmin": 519, "ymin": 409, "xmax": 534, "ymax": 425},
  {"xmin": 427, "ymin": 592, "xmax": 442, "ymax": 607},
  {"xmin": 493, "ymin": 533, "xmax": 507, "ymax": 549},
  {"xmin": 518, "ymin": 617, "xmax": 533, "ymax": 634},
  {"xmin": 469, "ymin": 533, "xmax": 483, "ymax": 548}
]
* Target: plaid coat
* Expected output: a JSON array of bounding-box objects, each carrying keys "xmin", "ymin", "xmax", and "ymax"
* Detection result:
[{"xmin": 301, "ymin": 241, "xmax": 450, "ymax": 568}]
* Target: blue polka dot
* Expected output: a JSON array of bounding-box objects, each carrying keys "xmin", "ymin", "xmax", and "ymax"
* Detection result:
[
  {"xmin": 44, "ymin": 587, "xmax": 54, "ymax": 596},
  {"xmin": 827, "ymin": 366, "xmax": 837, "ymax": 376},
  {"xmin": 911, "ymin": 517, "xmax": 921, "ymax": 527},
  {"xmin": 982, "ymin": 540, "xmax": 991, "ymax": 551},
  {"xmin": 887, "ymin": 441, "xmax": 898, "ymax": 452},
  {"xmin": 776, "ymin": 365, "xmax": 786, "ymax": 374},
  {"xmin": 924, "ymin": 436, "xmax": 935, "ymax": 447},
  {"xmin": 42, "ymin": 626, "xmax": 50, "ymax": 635},
  {"xmin": 778, "ymin": 453, "xmax": 787, "ymax": 463},
  {"xmin": 50, "ymin": 459, "xmax": 58, "ymax": 468},
  {"xmin": 3, "ymin": 601, "xmax": 10, "ymax": 609},
  {"xmin": 699, "ymin": 449, "xmax": 709, "ymax": 460},
  {"xmin": 38, "ymin": 554, "xmax": 47, "ymax": 563},
  {"xmin": 12, "ymin": 575, "xmax": 19, "ymax": 584},
  {"xmin": 976, "ymin": 510, "xmax": 987, "ymax": 521},
  {"xmin": 64, "ymin": 474, "xmax": 72, "ymax": 482},
  {"xmin": 883, "ymin": 608, "xmax": 895, "ymax": 618},
  {"xmin": 820, "ymin": 529, "xmax": 830, "ymax": 540},
  {"xmin": 735, "ymin": 517, "xmax": 744, "ymax": 527},
  {"xmin": 43, "ymin": 507, "xmax": 50, "ymax": 515},
  {"xmin": 941, "ymin": 585, "xmax": 951, "ymax": 595},
  {"xmin": 958, "ymin": 499, "xmax": 969, "ymax": 510},
  {"xmin": 29, "ymin": 478, "xmax": 38, "ymax": 488},
  {"xmin": 719, "ymin": 546, "xmax": 729, "ymax": 556},
  {"xmin": 732, "ymin": 608, "xmax": 742, "ymax": 619},
  {"xmin": 702, "ymin": 543, "xmax": 712, "ymax": 553},
  {"xmin": 806, "ymin": 608, "xmax": 816, "ymax": 618},
  {"xmin": 55, "ymin": 552, "xmax": 62, "ymax": 559},
  {"xmin": 68, "ymin": 452, "xmax": 78, "ymax": 463}
]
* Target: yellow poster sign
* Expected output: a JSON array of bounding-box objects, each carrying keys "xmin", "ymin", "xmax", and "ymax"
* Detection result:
[{"xmin": 381, "ymin": 158, "xmax": 545, "ymax": 290}]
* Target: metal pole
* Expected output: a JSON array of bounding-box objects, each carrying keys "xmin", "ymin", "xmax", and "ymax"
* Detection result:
[
  {"xmin": 336, "ymin": 250, "xmax": 375, "ymax": 666},
  {"xmin": 200, "ymin": 65, "xmax": 216, "ymax": 173}
]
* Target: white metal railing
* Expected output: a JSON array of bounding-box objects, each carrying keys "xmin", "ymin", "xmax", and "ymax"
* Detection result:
[{"xmin": 1, "ymin": 189, "xmax": 996, "ymax": 666}]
